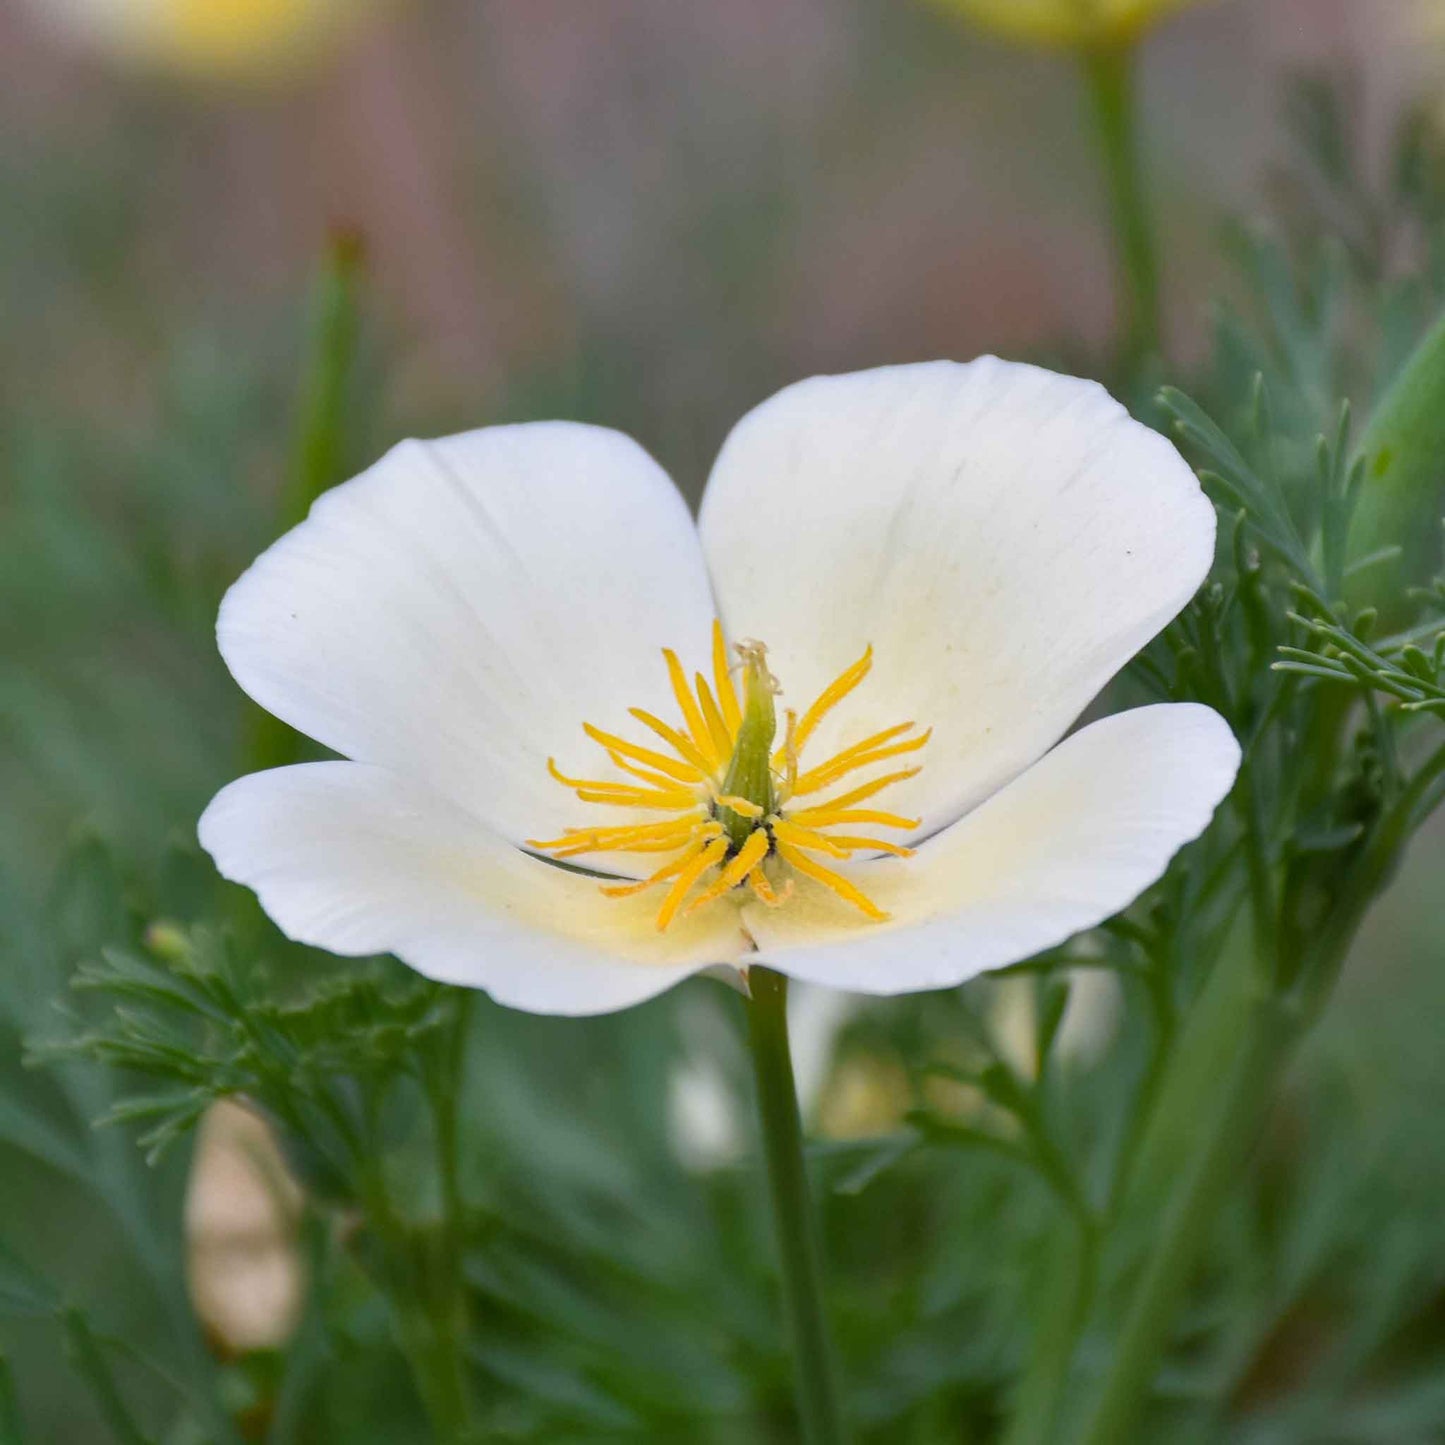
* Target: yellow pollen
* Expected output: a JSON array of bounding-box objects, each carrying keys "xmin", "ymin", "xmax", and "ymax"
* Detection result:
[{"xmin": 532, "ymin": 625, "xmax": 930, "ymax": 930}]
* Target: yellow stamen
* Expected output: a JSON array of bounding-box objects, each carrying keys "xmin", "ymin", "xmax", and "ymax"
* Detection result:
[
  {"xmin": 791, "ymin": 726, "xmax": 931, "ymax": 796},
  {"xmin": 804, "ymin": 768, "xmax": 922, "ymax": 812},
  {"xmin": 664, "ymin": 650, "xmax": 720, "ymax": 768},
  {"xmin": 546, "ymin": 757, "xmax": 698, "ymax": 809},
  {"xmin": 783, "ymin": 645, "xmax": 872, "ymax": 760},
  {"xmin": 527, "ymin": 818, "xmax": 710, "ymax": 853},
  {"xmin": 605, "ymin": 753, "xmax": 698, "ymax": 791},
  {"xmin": 778, "ymin": 708, "xmax": 800, "ymax": 797},
  {"xmin": 533, "ymin": 822, "xmax": 719, "ymax": 858},
  {"xmin": 774, "ymin": 840, "xmax": 889, "ymax": 922},
  {"xmin": 583, "ymin": 723, "xmax": 703, "ymax": 783},
  {"xmin": 713, "ymin": 793, "xmax": 764, "ymax": 819},
  {"xmin": 770, "ymin": 819, "xmax": 851, "ymax": 858},
  {"xmin": 812, "ymin": 835, "xmax": 915, "ymax": 858},
  {"xmin": 712, "ymin": 620, "xmax": 742, "ymax": 734},
  {"xmin": 534, "ymin": 625, "xmax": 925, "ymax": 932},
  {"xmin": 600, "ymin": 845, "xmax": 707, "ymax": 899},
  {"xmin": 655, "ymin": 837, "xmax": 730, "ymax": 930},
  {"xmin": 784, "ymin": 806, "xmax": 921, "ymax": 831},
  {"xmin": 748, "ymin": 869, "xmax": 792, "ymax": 907},
  {"xmin": 628, "ymin": 708, "xmax": 717, "ymax": 777},
  {"xmin": 685, "ymin": 828, "xmax": 771, "ymax": 913},
  {"xmin": 694, "ymin": 674, "xmax": 734, "ymax": 761},
  {"xmin": 573, "ymin": 787, "xmax": 701, "ymax": 811}
]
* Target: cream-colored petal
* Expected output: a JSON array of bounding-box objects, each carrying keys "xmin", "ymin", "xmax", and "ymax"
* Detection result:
[
  {"xmin": 199, "ymin": 763, "xmax": 748, "ymax": 1016},
  {"xmin": 742, "ymin": 705, "xmax": 1238, "ymax": 994},
  {"xmin": 217, "ymin": 423, "xmax": 717, "ymax": 849},
  {"xmin": 699, "ymin": 360, "xmax": 1215, "ymax": 841}
]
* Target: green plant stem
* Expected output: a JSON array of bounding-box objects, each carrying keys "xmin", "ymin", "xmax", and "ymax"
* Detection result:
[
  {"xmin": 1063, "ymin": 739, "xmax": 1445, "ymax": 1444},
  {"xmin": 0, "ymin": 1351, "xmax": 24, "ymax": 1444},
  {"xmin": 746, "ymin": 966, "xmax": 848, "ymax": 1445},
  {"xmin": 61, "ymin": 1309, "xmax": 155, "ymax": 1445},
  {"xmin": 365, "ymin": 1177, "xmax": 477, "ymax": 1445},
  {"xmin": 1001, "ymin": 1215, "xmax": 1099, "ymax": 1445},
  {"xmin": 1080, "ymin": 43, "xmax": 1160, "ymax": 366},
  {"xmin": 363, "ymin": 996, "xmax": 478, "ymax": 1445},
  {"xmin": 1073, "ymin": 997, "xmax": 1290, "ymax": 1445},
  {"xmin": 247, "ymin": 229, "xmax": 365, "ymax": 775}
]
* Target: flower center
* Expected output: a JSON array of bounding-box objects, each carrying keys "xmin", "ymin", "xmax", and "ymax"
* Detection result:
[{"xmin": 528, "ymin": 622, "xmax": 930, "ymax": 931}]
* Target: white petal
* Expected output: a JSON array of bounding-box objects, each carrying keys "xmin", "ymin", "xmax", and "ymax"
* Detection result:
[
  {"xmin": 199, "ymin": 763, "xmax": 749, "ymax": 1016},
  {"xmin": 700, "ymin": 360, "xmax": 1215, "ymax": 839},
  {"xmin": 742, "ymin": 705, "xmax": 1239, "ymax": 995},
  {"xmin": 218, "ymin": 424, "xmax": 717, "ymax": 847}
]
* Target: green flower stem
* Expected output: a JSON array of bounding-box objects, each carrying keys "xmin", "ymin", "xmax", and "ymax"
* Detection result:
[
  {"xmin": 1000, "ymin": 1215, "xmax": 1099, "ymax": 1445},
  {"xmin": 1080, "ymin": 43, "xmax": 1161, "ymax": 366},
  {"xmin": 360, "ymin": 997, "xmax": 478, "ymax": 1445},
  {"xmin": 247, "ymin": 229, "xmax": 365, "ymax": 775},
  {"xmin": 1063, "ymin": 741, "xmax": 1445, "ymax": 1445},
  {"xmin": 1072, "ymin": 994, "xmax": 1291, "ymax": 1445},
  {"xmin": 0, "ymin": 1351, "xmax": 22, "ymax": 1443},
  {"xmin": 61, "ymin": 1309, "xmax": 155, "ymax": 1445},
  {"xmin": 745, "ymin": 966, "xmax": 848, "ymax": 1445},
  {"xmin": 364, "ymin": 1179, "xmax": 478, "ymax": 1445}
]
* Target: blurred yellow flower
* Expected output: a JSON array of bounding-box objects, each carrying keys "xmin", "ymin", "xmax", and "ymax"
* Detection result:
[
  {"xmin": 31, "ymin": 0, "xmax": 376, "ymax": 79},
  {"xmin": 933, "ymin": 0, "xmax": 1209, "ymax": 49}
]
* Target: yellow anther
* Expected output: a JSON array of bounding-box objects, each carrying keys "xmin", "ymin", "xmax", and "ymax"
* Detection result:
[
  {"xmin": 748, "ymin": 869, "xmax": 793, "ymax": 907},
  {"xmin": 784, "ymin": 806, "xmax": 921, "ymax": 830},
  {"xmin": 527, "ymin": 819, "xmax": 708, "ymax": 854},
  {"xmin": 713, "ymin": 793, "xmax": 764, "ymax": 819},
  {"xmin": 694, "ymin": 674, "xmax": 735, "ymax": 760},
  {"xmin": 784, "ymin": 645, "xmax": 872, "ymax": 759},
  {"xmin": 600, "ymin": 848, "xmax": 702, "ymax": 899},
  {"xmin": 770, "ymin": 818, "xmax": 851, "ymax": 858},
  {"xmin": 664, "ymin": 649, "xmax": 720, "ymax": 769},
  {"xmin": 812, "ymin": 835, "xmax": 915, "ymax": 859},
  {"xmin": 712, "ymin": 620, "xmax": 742, "ymax": 734},
  {"xmin": 535, "ymin": 625, "xmax": 926, "ymax": 931},
  {"xmin": 655, "ymin": 837, "xmax": 730, "ymax": 930},
  {"xmin": 628, "ymin": 708, "xmax": 717, "ymax": 777},
  {"xmin": 685, "ymin": 827, "xmax": 771, "ymax": 913},
  {"xmin": 774, "ymin": 840, "xmax": 890, "ymax": 922},
  {"xmin": 790, "ymin": 726, "xmax": 931, "ymax": 796},
  {"xmin": 546, "ymin": 757, "xmax": 698, "ymax": 810},
  {"xmin": 582, "ymin": 723, "xmax": 703, "ymax": 783},
  {"xmin": 804, "ymin": 768, "xmax": 922, "ymax": 812}
]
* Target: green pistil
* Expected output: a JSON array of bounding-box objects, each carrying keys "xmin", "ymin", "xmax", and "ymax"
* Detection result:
[{"xmin": 718, "ymin": 643, "xmax": 778, "ymax": 851}]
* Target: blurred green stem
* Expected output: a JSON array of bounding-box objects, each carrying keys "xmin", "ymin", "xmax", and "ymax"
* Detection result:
[
  {"xmin": 1062, "ymin": 738, "xmax": 1445, "ymax": 1444},
  {"xmin": 61, "ymin": 1309, "xmax": 155, "ymax": 1445},
  {"xmin": 363, "ymin": 996, "xmax": 478, "ymax": 1444},
  {"xmin": 0, "ymin": 1352, "xmax": 23, "ymax": 1444},
  {"xmin": 1081, "ymin": 43, "xmax": 1160, "ymax": 366},
  {"xmin": 1000, "ymin": 1215, "xmax": 1099, "ymax": 1445},
  {"xmin": 746, "ymin": 966, "xmax": 848, "ymax": 1445},
  {"xmin": 1072, "ymin": 995, "xmax": 1291, "ymax": 1445},
  {"xmin": 365, "ymin": 1175, "xmax": 477, "ymax": 1444},
  {"xmin": 247, "ymin": 228, "xmax": 365, "ymax": 774}
]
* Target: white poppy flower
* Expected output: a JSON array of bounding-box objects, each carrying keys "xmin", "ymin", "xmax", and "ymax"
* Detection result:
[{"xmin": 200, "ymin": 359, "xmax": 1239, "ymax": 1016}]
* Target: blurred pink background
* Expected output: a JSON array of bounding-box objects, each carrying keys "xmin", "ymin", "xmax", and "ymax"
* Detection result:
[{"xmin": 1, "ymin": 0, "xmax": 1430, "ymax": 463}]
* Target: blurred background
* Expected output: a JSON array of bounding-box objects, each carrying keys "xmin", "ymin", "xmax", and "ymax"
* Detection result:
[{"xmin": 5, "ymin": 0, "xmax": 1445, "ymax": 1440}]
